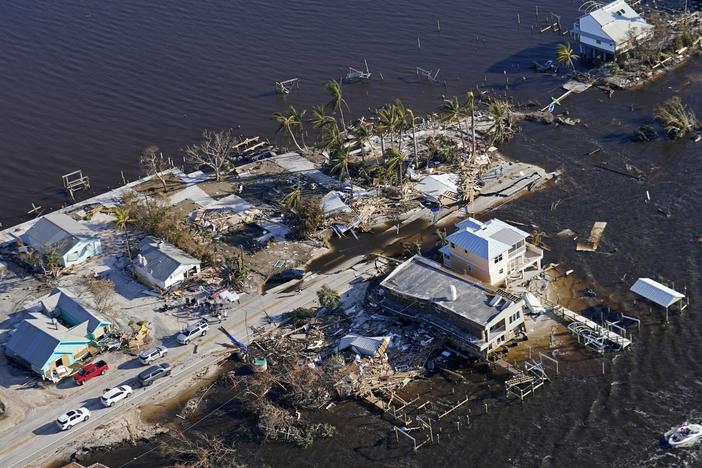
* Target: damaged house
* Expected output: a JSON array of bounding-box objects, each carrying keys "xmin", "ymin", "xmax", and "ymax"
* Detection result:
[
  {"xmin": 5, "ymin": 288, "xmax": 112, "ymax": 379},
  {"xmin": 134, "ymin": 237, "xmax": 201, "ymax": 290},
  {"xmin": 440, "ymin": 217, "xmax": 542, "ymax": 287},
  {"xmin": 571, "ymin": 0, "xmax": 653, "ymax": 61},
  {"xmin": 22, "ymin": 213, "xmax": 102, "ymax": 267},
  {"xmin": 380, "ymin": 255, "xmax": 525, "ymax": 358}
]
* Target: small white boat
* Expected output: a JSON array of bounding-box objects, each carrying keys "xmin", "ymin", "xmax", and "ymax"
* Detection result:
[
  {"xmin": 666, "ymin": 423, "xmax": 702, "ymax": 448},
  {"xmin": 523, "ymin": 292, "xmax": 546, "ymax": 316}
]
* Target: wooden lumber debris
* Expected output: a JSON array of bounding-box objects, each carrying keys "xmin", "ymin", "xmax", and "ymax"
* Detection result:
[{"xmin": 576, "ymin": 221, "xmax": 607, "ymax": 252}]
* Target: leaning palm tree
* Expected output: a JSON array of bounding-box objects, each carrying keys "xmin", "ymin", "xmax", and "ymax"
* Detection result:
[
  {"xmin": 330, "ymin": 145, "xmax": 352, "ymax": 181},
  {"xmin": 325, "ymin": 80, "xmax": 348, "ymax": 130},
  {"xmin": 281, "ymin": 183, "xmax": 303, "ymax": 212},
  {"xmin": 113, "ymin": 207, "xmax": 134, "ymax": 259},
  {"xmin": 272, "ymin": 106, "xmax": 305, "ymax": 151},
  {"xmin": 440, "ymin": 96, "xmax": 466, "ymax": 152},
  {"xmin": 487, "ymin": 99, "xmax": 512, "ymax": 146},
  {"xmin": 655, "ymin": 96, "xmax": 697, "ymax": 139},
  {"xmin": 310, "ymin": 104, "xmax": 337, "ymax": 146},
  {"xmin": 555, "ymin": 43, "xmax": 579, "ymax": 71}
]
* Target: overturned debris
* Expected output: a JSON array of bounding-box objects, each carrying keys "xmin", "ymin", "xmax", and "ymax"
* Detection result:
[{"xmin": 576, "ymin": 221, "xmax": 607, "ymax": 252}]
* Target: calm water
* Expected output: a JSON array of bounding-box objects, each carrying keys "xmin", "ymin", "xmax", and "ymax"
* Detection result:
[
  {"xmin": 0, "ymin": 0, "xmax": 584, "ymax": 225},
  {"xmin": 4, "ymin": 1, "xmax": 702, "ymax": 467}
]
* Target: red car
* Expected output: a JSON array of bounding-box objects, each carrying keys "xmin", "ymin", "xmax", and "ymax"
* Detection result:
[{"xmin": 74, "ymin": 360, "xmax": 109, "ymax": 385}]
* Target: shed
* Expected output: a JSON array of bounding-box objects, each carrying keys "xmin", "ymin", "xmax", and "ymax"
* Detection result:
[
  {"xmin": 338, "ymin": 334, "xmax": 391, "ymax": 357},
  {"xmin": 630, "ymin": 278, "xmax": 685, "ymax": 308},
  {"xmin": 416, "ymin": 174, "xmax": 459, "ymax": 205}
]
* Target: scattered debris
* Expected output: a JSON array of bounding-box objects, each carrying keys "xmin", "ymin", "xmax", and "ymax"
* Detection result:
[{"xmin": 576, "ymin": 221, "xmax": 607, "ymax": 252}]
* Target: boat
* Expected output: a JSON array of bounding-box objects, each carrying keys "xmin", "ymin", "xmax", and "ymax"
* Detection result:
[
  {"xmin": 523, "ymin": 292, "xmax": 546, "ymax": 316},
  {"xmin": 665, "ymin": 423, "xmax": 702, "ymax": 448}
]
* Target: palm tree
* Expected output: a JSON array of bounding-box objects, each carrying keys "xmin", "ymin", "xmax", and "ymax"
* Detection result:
[
  {"xmin": 113, "ymin": 207, "xmax": 134, "ymax": 259},
  {"xmin": 326, "ymin": 80, "xmax": 348, "ymax": 130},
  {"xmin": 464, "ymin": 91, "xmax": 477, "ymax": 161},
  {"xmin": 487, "ymin": 100, "xmax": 512, "ymax": 146},
  {"xmin": 655, "ymin": 96, "xmax": 698, "ymax": 139},
  {"xmin": 272, "ymin": 106, "xmax": 305, "ymax": 152},
  {"xmin": 555, "ymin": 43, "xmax": 579, "ymax": 71},
  {"xmin": 440, "ymin": 96, "xmax": 466, "ymax": 152},
  {"xmin": 384, "ymin": 147, "xmax": 404, "ymax": 194},
  {"xmin": 354, "ymin": 117, "xmax": 373, "ymax": 163},
  {"xmin": 391, "ymin": 99, "xmax": 407, "ymax": 153},
  {"xmin": 281, "ymin": 183, "xmax": 303, "ymax": 212},
  {"xmin": 330, "ymin": 145, "xmax": 352, "ymax": 181},
  {"xmin": 310, "ymin": 105, "xmax": 337, "ymax": 144},
  {"xmin": 406, "ymin": 108, "xmax": 420, "ymax": 169}
]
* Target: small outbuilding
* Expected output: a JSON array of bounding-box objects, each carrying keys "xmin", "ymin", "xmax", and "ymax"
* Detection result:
[
  {"xmin": 416, "ymin": 173, "xmax": 459, "ymax": 206},
  {"xmin": 23, "ymin": 213, "xmax": 102, "ymax": 267},
  {"xmin": 630, "ymin": 277, "xmax": 687, "ymax": 321},
  {"xmin": 134, "ymin": 237, "xmax": 201, "ymax": 290},
  {"xmin": 338, "ymin": 334, "xmax": 391, "ymax": 358}
]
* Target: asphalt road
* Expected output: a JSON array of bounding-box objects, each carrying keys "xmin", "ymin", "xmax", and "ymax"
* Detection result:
[{"xmin": 0, "ymin": 260, "xmax": 375, "ymax": 468}]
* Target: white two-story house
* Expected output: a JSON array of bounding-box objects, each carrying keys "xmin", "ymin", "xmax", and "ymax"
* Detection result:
[
  {"xmin": 571, "ymin": 0, "xmax": 653, "ymax": 61},
  {"xmin": 440, "ymin": 218, "xmax": 543, "ymax": 286}
]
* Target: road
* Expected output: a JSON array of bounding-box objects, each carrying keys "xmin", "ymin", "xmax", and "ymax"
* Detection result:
[{"xmin": 0, "ymin": 260, "xmax": 376, "ymax": 468}]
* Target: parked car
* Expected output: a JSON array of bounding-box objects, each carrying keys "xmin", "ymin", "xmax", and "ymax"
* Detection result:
[
  {"xmin": 74, "ymin": 360, "xmax": 109, "ymax": 385},
  {"xmin": 138, "ymin": 363, "xmax": 172, "ymax": 386},
  {"xmin": 56, "ymin": 407, "xmax": 90, "ymax": 431},
  {"xmin": 101, "ymin": 385, "xmax": 133, "ymax": 407},
  {"xmin": 138, "ymin": 345, "xmax": 168, "ymax": 365},
  {"xmin": 271, "ymin": 268, "xmax": 305, "ymax": 281},
  {"xmin": 177, "ymin": 320, "xmax": 209, "ymax": 345}
]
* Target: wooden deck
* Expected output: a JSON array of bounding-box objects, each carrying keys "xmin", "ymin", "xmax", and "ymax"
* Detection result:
[{"xmin": 554, "ymin": 305, "xmax": 631, "ymax": 349}]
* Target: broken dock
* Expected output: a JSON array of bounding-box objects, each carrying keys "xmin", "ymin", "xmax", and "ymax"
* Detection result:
[{"xmin": 553, "ymin": 304, "xmax": 631, "ymax": 351}]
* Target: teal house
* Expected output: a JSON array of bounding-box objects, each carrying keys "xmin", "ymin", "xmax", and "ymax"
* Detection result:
[
  {"xmin": 23, "ymin": 213, "xmax": 102, "ymax": 267},
  {"xmin": 5, "ymin": 289, "xmax": 111, "ymax": 379}
]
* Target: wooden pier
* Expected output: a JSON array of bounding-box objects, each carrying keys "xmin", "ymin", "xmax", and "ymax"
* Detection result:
[{"xmin": 553, "ymin": 305, "xmax": 631, "ymax": 350}]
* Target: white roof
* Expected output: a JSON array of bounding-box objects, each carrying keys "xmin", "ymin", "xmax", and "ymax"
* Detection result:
[
  {"xmin": 203, "ymin": 193, "xmax": 253, "ymax": 214},
  {"xmin": 416, "ymin": 174, "xmax": 458, "ymax": 201},
  {"xmin": 446, "ymin": 217, "xmax": 529, "ymax": 260},
  {"xmin": 584, "ymin": 1, "xmax": 652, "ymax": 44},
  {"xmin": 169, "ymin": 184, "xmax": 215, "ymax": 208},
  {"xmin": 630, "ymin": 278, "xmax": 685, "ymax": 308},
  {"xmin": 320, "ymin": 191, "xmax": 351, "ymax": 215}
]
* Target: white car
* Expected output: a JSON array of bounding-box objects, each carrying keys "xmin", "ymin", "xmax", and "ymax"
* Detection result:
[
  {"xmin": 177, "ymin": 320, "xmax": 209, "ymax": 345},
  {"xmin": 101, "ymin": 385, "xmax": 133, "ymax": 407},
  {"xmin": 138, "ymin": 345, "xmax": 168, "ymax": 365},
  {"xmin": 56, "ymin": 407, "xmax": 90, "ymax": 430}
]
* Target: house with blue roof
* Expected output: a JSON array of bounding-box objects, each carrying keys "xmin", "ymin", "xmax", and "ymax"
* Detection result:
[
  {"xmin": 4, "ymin": 289, "xmax": 111, "ymax": 379},
  {"xmin": 440, "ymin": 218, "xmax": 543, "ymax": 286}
]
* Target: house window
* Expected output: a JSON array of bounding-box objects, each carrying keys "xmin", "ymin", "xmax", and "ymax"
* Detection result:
[
  {"xmin": 499, "ymin": 268, "xmax": 504, "ymax": 274},
  {"xmin": 596, "ymin": 39, "xmax": 601, "ymax": 44},
  {"xmin": 450, "ymin": 242, "xmax": 455, "ymax": 249},
  {"xmin": 493, "ymin": 254, "xmax": 503, "ymax": 264}
]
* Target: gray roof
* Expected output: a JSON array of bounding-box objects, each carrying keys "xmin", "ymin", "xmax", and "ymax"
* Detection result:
[
  {"xmin": 446, "ymin": 218, "xmax": 529, "ymax": 259},
  {"xmin": 338, "ymin": 334, "xmax": 390, "ymax": 357},
  {"xmin": 41, "ymin": 288, "xmax": 110, "ymax": 334},
  {"xmin": 24, "ymin": 213, "xmax": 97, "ymax": 255},
  {"xmin": 580, "ymin": 1, "xmax": 652, "ymax": 44},
  {"xmin": 5, "ymin": 313, "xmax": 90, "ymax": 370},
  {"xmin": 630, "ymin": 278, "xmax": 685, "ymax": 308},
  {"xmin": 137, "ymin": 237, "xmax": 201, "ymax": 283},
  {"xmin": 380, "ymin": 255, "xmax": 522, "ymax": 327}
]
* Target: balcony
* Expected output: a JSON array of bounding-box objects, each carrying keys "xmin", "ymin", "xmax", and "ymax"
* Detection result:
[{"xmin": 525, "ymin": 243, "xmax": 543, "ymax": 265}]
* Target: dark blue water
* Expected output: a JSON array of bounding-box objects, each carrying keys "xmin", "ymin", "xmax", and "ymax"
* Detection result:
[{"xmin": 0, "ymin": 0, "xmax": 584, "ymax": 225}]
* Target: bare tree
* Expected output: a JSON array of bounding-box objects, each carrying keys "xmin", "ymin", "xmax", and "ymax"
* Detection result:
[
  {"xmin": 184, "ymin": 129, "xmax": 237, "ymax": 181},
  {"xmin": 139, "ymin": 145, "xmax": 170, "ymax": 191},
  {"xmin": 89, "ymin": 279, "xmax": 120, "ymax": 329},
  {"xmin": 160, "ymin": 430, "xmax": 243, "ymax": 468}
]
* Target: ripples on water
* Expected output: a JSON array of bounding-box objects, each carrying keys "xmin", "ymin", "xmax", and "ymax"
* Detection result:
[
  {"xmin": 0, "ymin": 0, "xmax": 580, "ymax": 225},
  {"xmin": 4, "ymin": 1, "xmax": 702, "ymax": 467}
]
